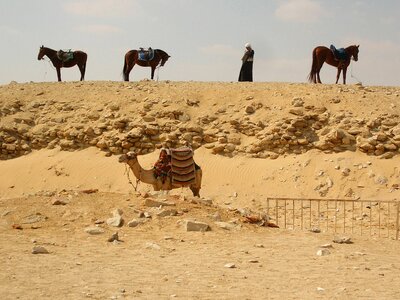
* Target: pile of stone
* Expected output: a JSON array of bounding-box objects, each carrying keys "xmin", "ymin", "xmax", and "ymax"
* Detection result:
[{"xmin": 1, "ymin": 88, "xmax": 399, "ymax": 160}]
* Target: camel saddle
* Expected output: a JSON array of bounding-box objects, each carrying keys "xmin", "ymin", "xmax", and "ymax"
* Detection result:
[{"xmin": 153, "ymin": 147, "xmax": 196, "ymax": 186}]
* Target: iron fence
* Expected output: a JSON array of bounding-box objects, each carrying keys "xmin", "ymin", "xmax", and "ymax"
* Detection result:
[{"xmin": 266, "ymin": 197, "xmax": 400, "ymax": 240}]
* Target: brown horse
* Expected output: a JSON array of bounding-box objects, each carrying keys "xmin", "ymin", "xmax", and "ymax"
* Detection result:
[
  {"xmin": 123, "ymin": 49, "xmax": 170, "ymax": 81},
  {"xmin": 37, "ymin": 46, "xmax": 87, "ymax": 81},
  {"xmin": 308, "ymin": 45, "xmax": 359, "ymax": 84}
]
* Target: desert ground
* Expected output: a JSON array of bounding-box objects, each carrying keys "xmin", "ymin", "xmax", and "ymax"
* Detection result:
[{"xmin": 0, "ymin": 80, "xmax": 400, "ymax": 299}]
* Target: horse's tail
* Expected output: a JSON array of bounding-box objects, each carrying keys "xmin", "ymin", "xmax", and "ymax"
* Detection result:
[{"xmin": 308, "ymin": 48, "xmax": 318, "ymax": 83}]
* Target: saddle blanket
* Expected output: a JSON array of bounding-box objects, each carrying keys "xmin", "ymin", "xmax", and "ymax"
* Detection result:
[
  {"xmin": 138, "ymin": 48, "xmax": 155, "ymax": 61},
  {"xmin": 153, "ymin": 147, "xmax": 196, "ymax": 186},
  {"xmin": 330, "ymin": 45, "xmax": 347, "ymax": 60},
  {"xmin": 57, "ymin": 50, "xmax": 74, "ymax": 62}
]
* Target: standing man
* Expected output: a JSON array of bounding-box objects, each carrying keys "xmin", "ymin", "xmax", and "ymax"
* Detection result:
[{"xmin": 238, "ymin": 43, "xmax": 254, "ymax": 82}]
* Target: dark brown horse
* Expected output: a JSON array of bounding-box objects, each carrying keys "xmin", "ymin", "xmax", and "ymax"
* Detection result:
[
  {"xmin": 123, "ymin": 49, "xmax": 170, "ymax": 81},
  {"xmin": 308, "ymin": 45, "xmax": 359, "ymax": 84},
  {"xmin": 37, "ymin": 46, "xmax": 87, "ymax": 81}
]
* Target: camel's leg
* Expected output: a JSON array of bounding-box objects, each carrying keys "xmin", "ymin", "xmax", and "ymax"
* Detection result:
[
  {"xmin": 342, "ymin": 67, "xmax": 347, "ymax": 85},
  {"xmin": 56, "ymin": 68, "xmax": 61, "ymax": 82},
  {"xmin": 190, "ymin": 186, "xmax": 200, "ymax": 197}
]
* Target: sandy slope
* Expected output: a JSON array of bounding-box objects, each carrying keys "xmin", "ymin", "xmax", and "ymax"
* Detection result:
[{"xmin": 0, "ymin": 81, "xmax": 400, "ymax": 299}]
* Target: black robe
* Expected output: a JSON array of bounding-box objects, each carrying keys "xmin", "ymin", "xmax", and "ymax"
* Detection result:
[{"xmin": 238, "ymin": 49, "xmax": 254, "ymax": 82}]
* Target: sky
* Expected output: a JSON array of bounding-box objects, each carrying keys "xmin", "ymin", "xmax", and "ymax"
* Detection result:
[{"xmin": 1, "ymin": 0, "xmax": 399, "ymax": 86}]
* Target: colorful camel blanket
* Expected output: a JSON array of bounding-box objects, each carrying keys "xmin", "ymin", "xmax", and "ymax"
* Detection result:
[{"xmin": 153, "ymin": 147, "xmax": 196, "ymax": 186}]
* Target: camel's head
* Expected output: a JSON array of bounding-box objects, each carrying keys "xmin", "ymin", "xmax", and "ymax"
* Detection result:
[{"xmin": 118, "ymin": 151, "xmax": 137, "ymax": 163}]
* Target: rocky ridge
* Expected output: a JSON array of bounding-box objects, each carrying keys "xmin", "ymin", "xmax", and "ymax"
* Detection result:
[{"xmin": 1, "ymin": 81, "xmax": 399, "ymax": 160}]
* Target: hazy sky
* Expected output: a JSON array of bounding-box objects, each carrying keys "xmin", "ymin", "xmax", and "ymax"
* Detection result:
[{"xmin": 1, "ymin": 0, "xmax": 399, "ymax": 85}]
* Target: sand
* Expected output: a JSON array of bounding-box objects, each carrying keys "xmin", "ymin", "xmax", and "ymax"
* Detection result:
[{"xmin": 0, "ymin": 81, "xmax": 400, "ymax": 299}]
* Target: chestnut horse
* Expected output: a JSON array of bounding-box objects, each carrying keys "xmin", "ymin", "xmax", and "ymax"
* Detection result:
[
  {"xmin": 308, "ymin": 45, "xmax": 359, "ymax": 84},
  {"xmin": 123, "ymin": 49, "xmax": 170, "ymax": 81},
  {"xmin": 37, "ymin": 45, "xmax": 87, "ymax": 81}
]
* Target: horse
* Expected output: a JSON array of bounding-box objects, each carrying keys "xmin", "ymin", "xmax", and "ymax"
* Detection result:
[
  {"xmin": 37, "ymin": 45, "xmax": 87, "ymax": 81},
  {"xmin": 122, "ymin": 49, "xmax": 170, "ymax": 81},
  {"xmin": 308, "ymin": 45, "xmax": 359, "ymax": 84}
]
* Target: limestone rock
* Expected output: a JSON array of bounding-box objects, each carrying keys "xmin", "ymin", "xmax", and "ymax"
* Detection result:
[
  {"xmin": 157, "ymin": 209, "xmax": 178, "ymax": 217},
  {"xmin": 333, "ymin": 236, "xmax": 353, "ymax": 244},
  {"xmin": 32, "ymin": 246, "xmax": 49, "ymax": 254},
  {"xmin": 85, "ymin": 226, "xmax": 105, "ymax": 235},
  {"xmin": 185, "ymin": 220, "xmax": 210, "ymax": 232},
  {"xmin": 316, "ymin": 249, "xmax": 331, "ymax": 256},
  {"xmin": 143, "ymin": 198, "xmax": 176, "ymax": 207}
]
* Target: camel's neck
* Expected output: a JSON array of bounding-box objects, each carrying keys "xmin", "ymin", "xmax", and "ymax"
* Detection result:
[{"xmin": 126, "ymin": 159, "xmax": 156, "ymax": 185}]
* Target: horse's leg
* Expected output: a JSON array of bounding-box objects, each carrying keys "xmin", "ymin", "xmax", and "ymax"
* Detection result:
[
  {"xmin": 342, "ymin": 67, "xmax": 347, "ymax": 85},
  {"xmin": 79, "ymin": 63, "xmax": 86, "ymax": 81},
  {"xmin": 336, "ymin": 68, "xmax": 342, "ymax": 84},
  {"xmin": 78, "ymin": 65, "xmax": 85, "ymax": 81},
  {"xmin": 125, "ymin": 62, "xmax": 134, "ymax": 81},
  {"xmin": 316, "ymin": 61, "xmax": 324, "ymax": 83},
  {"xmin": 57, "ymin": 68, "xmax": 61, "ymax": 82},
  {"xmin": 151, "ymin": 66, "xmax": 155, "ymax": 80}
]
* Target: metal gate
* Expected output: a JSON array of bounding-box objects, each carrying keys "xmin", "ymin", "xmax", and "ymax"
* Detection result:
[{"xmin": 266, "ymin": 197, "xmax": 400, "ymax": 240}]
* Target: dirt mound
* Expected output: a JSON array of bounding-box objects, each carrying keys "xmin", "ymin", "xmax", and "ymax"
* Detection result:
[{"xmin": 1, "ymin": 81, "xmax": 399, "ymax": 160}]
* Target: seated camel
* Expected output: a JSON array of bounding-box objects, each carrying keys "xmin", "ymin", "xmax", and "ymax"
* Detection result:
[{"xmin": 119, "ymin": 149, "xmax": 202, "ymax": 197}]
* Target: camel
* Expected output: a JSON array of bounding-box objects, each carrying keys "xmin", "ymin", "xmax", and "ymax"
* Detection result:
[{"xmin": 119, "ymin": 151, "xmax": 202, "ymax": 197}]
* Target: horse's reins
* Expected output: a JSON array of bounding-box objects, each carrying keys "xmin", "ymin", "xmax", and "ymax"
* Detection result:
[{"xmin": 350, "ymin": 57, "xmax": 362, "ymax": 84}]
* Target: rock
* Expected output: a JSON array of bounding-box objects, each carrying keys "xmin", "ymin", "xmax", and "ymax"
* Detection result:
[
  {"xmin": 32, "ymin": 246, "xmax": 49, "ymax": 254},
  {"xmin": 51, "ymin": 197, "xmax": 67, "ymax": 205},
  {"xmin": 224, "ymin": 263, "xmax": 236, "ymax": 268},
  {"xmin": 107, "ymin": 215, "xmax": 123, "ymax": 227},
  {"xmin": 341, "ymin": 168, "xmax": 351, "ymax": 176},
  {"xmin": 21, "ymin": 213, "xmax": 45, "ymax": 224},
  {"xmin": 157, "ymin": 209, "xmax": 178, "ymax": 217},
  {"xmin": 320, "ymin": 243, "xmax": 333, "ymax": 248},
  {"xmin": 85, "ymin": 227, "xmax": 105, "ymax": 235},
  {"xmin": 210, "ymin": 212, "xmax": 222, "ymax": 221},
  {"xmin": 309, "ymin": 227, "xmax": 321, "ymax": 233},
  {"xmin": 127, "ymin": 219, "xmax": 142, "ymax": 227},
  {"xmin": 317, "ymin": 249, "xmax": 331, "ymax": 256},
  {"xmin": 108, "ymin": 232, "xmax": 119, "ymax": 242},
  {"xmin": 245, "ymin": 106, "xmax": 255, "ymax": 114},
  {"xmin": 143, "ymin": 198, "xmax": 176, "ymax": 207},
  {"xmin": 375, "ymin": 175, "xmax": 388, "ymax": 185},
  {"xmin": 193, "ymin": 197, "xmax": 213, "ymax": 206},
  {"xmin": 333, "ymin": 236, "xmax": 353, "ymax": 244},
  {"xmin": 145, "ymin": 242, "xmax": 161, "ymax": 250},
  {"xmin": 214, "ymin": 222, "xmax": 237, "ymax": 230},
  {"xmin": 292, "ymin": 97, "xmax": 304, "ymax": 107},
  {"xmin": 185, "ymin": 220, "xmax": 210, "ymax": 232}
]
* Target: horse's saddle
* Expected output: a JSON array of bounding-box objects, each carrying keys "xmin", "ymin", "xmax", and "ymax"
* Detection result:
[
  {"xmin": 153, "ymin": 147, "xmax": 197, "ymax": 186},
  {"xmin": 138, "ymin": 47, "xmax": 155, "ymax": 61},
  {"xmin": 330, "ymin": 45, "xmax": 347, "ymax": 61},
  {"xmin": 57, "ymin": 49, "xmax": 74, "ymax": 62}
]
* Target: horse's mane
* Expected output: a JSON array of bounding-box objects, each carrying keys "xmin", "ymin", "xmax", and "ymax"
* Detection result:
[{"xmin": 154, "ymin": 49, "xmax": 169, "ymax": 57}]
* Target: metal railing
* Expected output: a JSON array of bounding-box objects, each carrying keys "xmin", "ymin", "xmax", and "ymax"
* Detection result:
[{"xmin": 266, "ymin": 197, "xmax": 400, "ymax": 240}]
